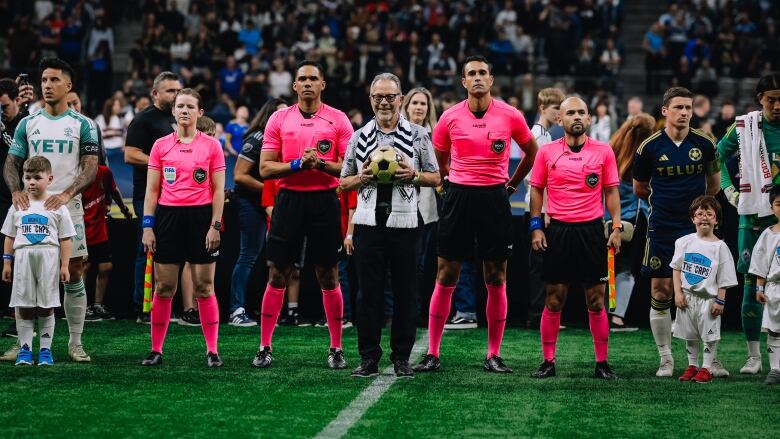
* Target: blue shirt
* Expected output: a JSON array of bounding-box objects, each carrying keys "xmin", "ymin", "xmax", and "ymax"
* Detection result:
[
  {"xmin": 219, "ymin": 68, "xmax": 244, "ymax": 100},
  {"xmin": 225, "ymin": 121, "xmax": 248, "ymax": 153},
  {"xmin": 633, "ymin": 129, "xmax": 719, "ymax": 231}
]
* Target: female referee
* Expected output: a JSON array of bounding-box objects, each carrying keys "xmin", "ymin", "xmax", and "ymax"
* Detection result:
[{"xmin": 140, "ymin": 88, "xmax": 226, "ymax": 368}]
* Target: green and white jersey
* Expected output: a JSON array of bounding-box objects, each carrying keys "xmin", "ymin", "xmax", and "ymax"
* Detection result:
[{"xmin": 10, "ymin": 108, "xmax": 99, "ymax": 196}]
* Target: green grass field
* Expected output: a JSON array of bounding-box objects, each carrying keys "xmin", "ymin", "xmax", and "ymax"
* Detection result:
[{"xmin": 1, "ymin": 321, "xmax": 778, "ymax": 438}]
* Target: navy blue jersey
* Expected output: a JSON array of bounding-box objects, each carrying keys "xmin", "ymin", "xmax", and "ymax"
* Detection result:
[{"xmin": 633, "ymin": 128, "xmax": 719, "ymax": 230}]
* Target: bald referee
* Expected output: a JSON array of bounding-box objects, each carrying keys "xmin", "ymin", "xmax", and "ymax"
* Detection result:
[{"xmin": 529, "ymin": 97, "xmax": 621, "ymax": 380}]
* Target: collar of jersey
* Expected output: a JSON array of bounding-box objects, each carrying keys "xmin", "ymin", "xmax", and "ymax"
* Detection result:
[
  {"xmin": 173, "ymin": 130, "xmax": 200, "ymax": 144},
  {"xmin": 40, "ymin": 108, "xmax": 72, "ymax": 121}
]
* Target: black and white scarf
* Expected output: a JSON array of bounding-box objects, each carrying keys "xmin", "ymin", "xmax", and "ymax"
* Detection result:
[{"xmin": 352, "ymin": 115, "xmax": 419, "ymax": 228}]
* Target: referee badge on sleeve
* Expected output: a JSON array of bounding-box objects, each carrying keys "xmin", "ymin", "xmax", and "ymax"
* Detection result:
[
  {"xmin": 585, "ymin": 173, "xmax": 599, "ymax": 188},
  {"xmin": 193, "ymin": 168, "xmax": 207, "ymax": 184}
]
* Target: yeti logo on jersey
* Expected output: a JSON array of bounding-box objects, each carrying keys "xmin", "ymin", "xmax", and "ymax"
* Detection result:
[
  {"xmin": 491, "ymin": 140, "xmax": 506, "ymax": 154},
  {"xmin": 163, "ymin": 167, "xmax": 176, "ymax": 184},
  {"xmin": 193, "ymin": 168, "xmax": 207, "ymax": 184},
  {"xmin": 317, "ymin": 139, "xmax": 332, "ymax": 154},
  {"xmin": 681, "ymin": 253, "xmax": 712, "ymax": 285},
  {"xmin": 20, "ymin": 214, "xmax": 50, "ymax": 244},
  {"xmin": 586, "ymin": 173, "xmax": 599, "ymax": 188},
  {"xmin": 689, "ymin": 148, "xmax": 702, "ymax": 162}
]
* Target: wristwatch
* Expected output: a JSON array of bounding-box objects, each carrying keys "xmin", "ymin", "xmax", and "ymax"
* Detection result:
[
  {"xmin": 612, "ymin": 222, "xmax": 624, "ymax": 232},
  {"xmin": 212, "ymin": 221, "xmax": 222, "ymax": 231},
  {"xmin": 317, "ymin": 159, "xmax": 327, "ymax": 170}
]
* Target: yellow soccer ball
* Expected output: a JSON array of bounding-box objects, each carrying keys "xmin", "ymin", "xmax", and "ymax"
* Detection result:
[{"xmin": 368, "ymin": 146, "xmax": 401, "ymax": 184}]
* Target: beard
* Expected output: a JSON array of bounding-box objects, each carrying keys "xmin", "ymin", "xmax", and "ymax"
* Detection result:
[{"xmin": 565, "ymin": 124, "xmax": 587, "ymax": 136}]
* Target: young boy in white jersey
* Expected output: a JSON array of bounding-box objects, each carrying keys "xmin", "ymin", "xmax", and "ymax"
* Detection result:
[
  {"xmin": 748, "ymin": 185, "xmax": 780, "ymax": 385},
  {"xmin": 1, "ymin": 156, "xmax": 75, "ymax": 365},
  {"xmin": 670, "ymin": 195, "xmax": 737, "ymax": 383}
]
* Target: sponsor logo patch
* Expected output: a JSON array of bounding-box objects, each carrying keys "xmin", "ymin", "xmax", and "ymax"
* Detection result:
[
  {"xmin": 585, "ymin": 173, "xmax": 599, "ymax": 188},
  {"xmin": 491, "ymin": 140, "xmax": 506, "ymax": 154},
  {"xmin": 193, "ymin": 168, "xmax": 207, "ymax": 184},
  {"xmin": 317, "ymin": 139, "xmax": 332, "ymax": 154},
  {"xmin": 164, "ymin": 166, "xmax": 176, "ymax": 184}
]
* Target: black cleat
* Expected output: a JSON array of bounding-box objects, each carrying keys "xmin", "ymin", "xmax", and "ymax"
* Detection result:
[
  {"xmin": 531, "ymin": 360, "xmax": 556, "ymax": 378},
  {"xmin": 594, "ymin": 361, "xmax": 618, "ymax": 380},
  {"xmin": 328, "ymin": 348, "xmax": 347, "ymax": 369},
  {"xmin": 413, "ymin": 354, "xmax": 441, "ymax": 372},
  {"xmin": 484, "ymin": 355, "xmax": 513, "ymax": 373},
  {"xmin": 251, "ymin": 346, "xmax": 273, "ymax": 368},
  {"xmin": 207, "ymin": 352, "xmax": 223, "ymax": 368},
  {"xmin": 393, "ymin": 360, "xmax": 415, "ymax": 378},
  {"xmin": 351, "ymin": 358, "xmax": 379, "ymax": 377},
  {"xmin": 141, "ymin": 351, "xmax": 163, "ymax": 366}
]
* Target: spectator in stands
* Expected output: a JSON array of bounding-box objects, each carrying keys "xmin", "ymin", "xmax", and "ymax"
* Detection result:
[
  {"xmin": 428, "ymin": 49, "xmax": 456, "ymax": 93},
  {"xmin": 87, "ymin": 13, "xmax": 114, "ymax": 58},
  {"xmin": 95, "ymin": 97, "xmax": 126, "ymax": 169},
  {"xmin": 169, "ymin": 32, "xmax": 191, "ymax": 75},
  {"xmin": 643, "ymin": 22, "xmax": 665, "ymax": 94},
  {"xmin": 711, "ymin": 100, "xmax": 735, "ymax": 140},
  {"xmin": 693, "ymin": 58, "xmax": 718, "ymax": 97},
  {"xmin": 591, "ymin": 101, "xmax": 615, "ymax": 143},
  {"xmin": 268, "ymin": 57, "xmax": 292, "ymax": 99},
  {"xmin": 224, "ymin": 106, "xmax": 249, "ymax": 158},
  {"xmin": 217, "ymin": 56, "xmax": 243, "ymax": 103},
  {"xmin": 691, "ymin": 94, "xmax": 711, "ymax": 130}
]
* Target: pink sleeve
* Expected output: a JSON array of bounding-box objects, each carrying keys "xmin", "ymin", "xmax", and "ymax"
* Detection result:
[
  {"xmin": 261, "ymin": 112, "xmax": 282, "ymax": 152},
  {"xmin": 431, "ymin": 114, "xmax": 451, "ymax": 152},
  {"xmin": 210, "ymin": 139, "xmax": 226, "ymax": 172},
  {"xmin": 511, "ymin": 109, "xmax": 532, "ymax": 145},
  {"xmin": 336, "ymin": 113, "xmax": 353, "ymax": 158},
  {"xmin": 148, "ymin": 141, "xmax": 162, "ymax": 170},
  {"xmin": 603, "ymin": 148, "xmax": 620, "ymax": 187},
  {"xmin": 528, "ymin": 147, "xmax": 548, "ymax": 188}
]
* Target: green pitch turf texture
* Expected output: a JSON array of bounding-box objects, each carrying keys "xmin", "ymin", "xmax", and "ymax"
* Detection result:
[{"xmin": 1, "ymin": 321, "xmax": 777, "ymax": 438}]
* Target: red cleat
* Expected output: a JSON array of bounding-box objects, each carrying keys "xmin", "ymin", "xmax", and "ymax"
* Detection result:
[
  {"xmin": 679, "ymin": 365, "xmax": 699, "ymax": 382},
  {"xmin": 692, "ymin": 367, "xmax": 713, "ymax": 383}
]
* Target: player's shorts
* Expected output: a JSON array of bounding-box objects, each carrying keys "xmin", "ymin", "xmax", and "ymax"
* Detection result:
[
  {"xmin": 87, "ymin": 240, "xmax": 112, "ymax": 264},
  {"xmin": 641, "ymin": 224, "xmax": 694, "ymax": 278},
  {"xmin": 542, "ymin": 218, "xmax": 607, "ymax": 284},
  {"xmin": 154, "ymin": 204, "xmax": 217, "ymax": 265},
  {"xmin": 437, "ymin": 183, "xmax": 512, "ymax": 261},
  {"xmin": 68, "ymin": 198, "xmax": 88, "ymax": 259},
  {"xmin": 762, "ymin": 282, "xmax": 780, "ymax": 333},
  {"xmin": 266, "ymin": 188, "xmax": 341, "ymax": 268},
  {"xmin": 10, "ymin": 246, "xmax": 61, "ymax": 309},
  {"xmin": 737, "ymin": 214, "xmax": 777, "ymax": 273},
  {"xmin": 673, "ymin": 293, "xmax": 721, "ymax": 342}
]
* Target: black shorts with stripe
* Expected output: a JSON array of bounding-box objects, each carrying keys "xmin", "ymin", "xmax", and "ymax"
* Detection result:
[
  {"xmin": 87, "ymin": 240, "xmax": 112, "ymax": 264},
  {"xmin": 437, "ymin": 183, "xmax": 513, "ymax": 261},
  {"xmin": 154, "ymin": 204, "xmax": 218, "ymax": 265},
  {"xmin": 266, "ymin": 188, "xmax": 341, "ymax": 268},
  {"xmin": 542, "ymin": 218, "xmax": 607, "ymax": 284}
]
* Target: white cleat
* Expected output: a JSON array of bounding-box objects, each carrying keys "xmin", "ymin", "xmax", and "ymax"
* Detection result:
[
  {"xmin": 0, "ymin": 342, "xmax": 20, "ymax": 361},
  {"xmin": 710, "ymin": 358, "xmax": 730, "ymax": 378},
  {"xmin": 656, "ymin": 358, "xmax": 674, "ymax": 377},
  {"xmin": 739, "ymin": 356, "xmax": 762, "ymax": 374},
  {"xmin": 68, "ymin": 344, "xmax": 92, "ymax": 363}
]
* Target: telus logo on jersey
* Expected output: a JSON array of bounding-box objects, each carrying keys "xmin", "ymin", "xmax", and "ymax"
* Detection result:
[{"xmin": 682, "ymin": 253, "xmax": 712, "ymax": 285}]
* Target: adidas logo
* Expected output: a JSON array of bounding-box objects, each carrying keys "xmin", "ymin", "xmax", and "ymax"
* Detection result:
[
  {"xmin": 769, "ymin": 348, "xmax": 775, "ymax": 353},
  {"xmin": 659, "ymin": 154, "xmax": 669, "ymax": 161},
  {"xmin": 78, "ymin": 244, "xmax": 86, "ymax": 250},
  {"xmin": 708, "ymin": 329, "xmax": 714, "ymax": 335},
  {"xmin": 41, "ymin": 333, "xmax": 50, "ymax": 338},
  {"xmin": 704, "ymin": 347, "xmax": 711, "ymax": 353},
  {"xmin": 31, "ymin": 128, "xmax": 41, "ymax": 136}
]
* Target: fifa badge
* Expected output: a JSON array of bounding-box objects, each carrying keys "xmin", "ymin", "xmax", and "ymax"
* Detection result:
[{"xmin": 164, "ymin": 166, "xmax": 176, "ymax": 184}]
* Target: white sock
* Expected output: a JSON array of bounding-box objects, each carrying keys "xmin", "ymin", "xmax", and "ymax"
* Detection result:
[
  {"xmin": 650, "ymin": 307, "xmax": 673, "ymax": 360},
  {"xmin": 17, "ymin": 316, "xmax": 35, "ymax": 349},
  {"xmin": 38, "ymin": 314, "xmax": 55, "ymax": 350},
  {"xmin": 288, "ymin": 302, "xmax": 298, "ymax": 315},
  {"xmin": 686, "ymin": 340, "xmax": 700, "ymax": 367},
  {"xmin": 702, "ymin": 340, "xmax": 718, "ymax": 369},
  {"xmin": 748, "ymin": 340, "xmax": 761, "ymax": 358},
  {"xmin": 64, "ymin": 280, "xmax": 87, "ymax": 347},
  {"xmin": 768, "ymin": 335, "xmax": 780, "ymax": 371}
]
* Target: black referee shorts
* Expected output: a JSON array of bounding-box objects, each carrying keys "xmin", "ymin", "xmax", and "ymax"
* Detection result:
[
  {"xmin": 154, "ymin": 204, "xmax": 218, "ymax": 265},
  {"xmin": 267, "ymin": 188, "xmax": 341, "ymax": 268},
  {"xmin": 437, "ymin": 183, "xmax": 513, "ymax": 261},
  {"xmin": 542, "ymin": 218, "xmax": 607, "ymax": 285}
]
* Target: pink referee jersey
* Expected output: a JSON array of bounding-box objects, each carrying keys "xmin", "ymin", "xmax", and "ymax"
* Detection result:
[
  {"xmin": 262, "ymin": 103, "xmax": 353, "ymax": 191},
  {"xmin": 529, "ymin": 136, "xmax": 619, "ymax": 222},
  {"xmin": 432, "ymin": 99, "xmax": 532, "ymax": 186},
  {"xmin": 148, "ymin": 131, "xmax": 226, "ymax": 206}
]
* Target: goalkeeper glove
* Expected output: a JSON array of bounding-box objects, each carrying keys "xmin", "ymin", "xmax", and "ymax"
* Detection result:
[{"xmin": 724, "ymin": 185, "xmax": 739, "ymax": 208}]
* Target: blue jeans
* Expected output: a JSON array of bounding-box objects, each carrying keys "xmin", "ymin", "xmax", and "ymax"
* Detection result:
[
  {"xmin": 453, "ymin": 260, "xmax": 476, "ymax": 318},
  {"xmin": 339, "ymin": 253, "xmax": 352, "ymax": 319},
  {"xmin": 133, "ymin": 199, "xmax": 146, "ymax": 307},
  {"xmin": 229, "ymin": 196, "xmax": 266, "ymax": 313}
]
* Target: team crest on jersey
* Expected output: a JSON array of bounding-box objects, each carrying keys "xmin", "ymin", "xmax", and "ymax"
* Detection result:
[
  {"xmin": 649, "ymin": 256, "xmax": 662, "ymax": 270},
  {"xmin": 741, "ymin": 248, "xmax": 752, "ymax": 265},
  {"xmin": 682, "ymin": 253, "xmax": 712, "ymax": 285},
  {"xmin": 317, "ymin": 139, "xmax": 332, "ymax": 154},
  {"xmin": 64, "ymin": 127, "xmax": 74, "ymax": 138},
  {"xmin": 491, "ymin": 140, "xmax": 506, "ymax": 154},
  {"xmin": 689, "ymin": 148, "xmax": 702, "ymax": 162},
  {"xmin": 193, "ymin": 168, "xmax": 207, "ymax": 184},
  {"xmin": 21, "ymin": 214, "xmax": 50, "ymax": 244},
  {"xmin": 242, "ymin": 143, "xmax": 253, "ymax": 153},
  {"xmin": 163, "ymin": 166, "xmax": 176, "ymax": 184},
  {"xmin": 585, "ymin": 173, "xmax": 599, "ymax": 188}
]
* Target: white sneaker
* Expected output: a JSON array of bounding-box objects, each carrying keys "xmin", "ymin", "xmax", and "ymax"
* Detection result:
[
  {"xmin": 229, "ymin": 307, "xmax": 257, "ymax": 327},
  {"xmin": 656, "ymin": 358, "xmax": 674, "ymax": 377},
  {"xmin": 710, "ymin": 358, "xmax": 730, "ymax": 378},
  {"xmin": 68, "ymin": 344, "xmax": 92, "ymax": 363},
  {"xmin": 740, "ymin": 356, "xmax": 762, "ymax": 374},
  {"xmin": 0, "ymin": 342, "xmax": 20, "ymax": 361}
]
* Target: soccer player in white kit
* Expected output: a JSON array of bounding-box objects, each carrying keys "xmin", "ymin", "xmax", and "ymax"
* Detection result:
[
  {"xmin": 748, "ymin": 185, "xmax": 780, "ymax": 385},
  {"xmin": 3, "ymin": 58, "xmax": 98, "ymax": 362},
  {"xmin": 670, "ymin": 195, "xmax": 737, "ymax": 383},
  {"xmin": 2, "ymin": 156, "xmax": 75, "ymax": 365}
]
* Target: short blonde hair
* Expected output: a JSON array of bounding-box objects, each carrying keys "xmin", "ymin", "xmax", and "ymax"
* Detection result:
[
  {"xmin": 23, "ymin": 156, "xmax": 52, "ymax": 175},
  {"xmin": 537, "ymin": 87, "xmax": 565, "ymax": 109}
]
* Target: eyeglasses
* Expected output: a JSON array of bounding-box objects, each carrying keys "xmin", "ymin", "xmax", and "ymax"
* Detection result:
[{"xmin": 371, "ymin": 94, "xmax": 399, "ymax": 104}]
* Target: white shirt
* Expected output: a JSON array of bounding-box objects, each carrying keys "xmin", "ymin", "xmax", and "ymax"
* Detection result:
[
  {"xmin": 749, "ymin": 227, "xmax": 780, "ymax": 284},
  {"xmin": 523, "ymin": 123, "xmax": 553, "ymax": 206},
  {"xmin": 670, "ymin": 233, "xmax": 738, "ymax": 298},
  {"xmin": 1, "ymin": 201, "xmax": 76, "ymax": 250},
  {"xmin": 95, "ymin": 114, "xmax": 125, "ymax": 150}
]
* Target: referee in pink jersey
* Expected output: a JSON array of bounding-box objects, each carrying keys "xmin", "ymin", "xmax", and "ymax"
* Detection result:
[
  {"xmin": 414, "ymin": 55, "xmax": 538, "ymax": 374},
  {"xmin": 528, "ymin": 96, "xmax": 622, "ymax": 380},
  {"xmin": 253, "ymin": 60, "xmax": 354, "ymax": 370},
  {"xmin": 140, "ymin": 89, "xmax": 226, "ymax": 368}
]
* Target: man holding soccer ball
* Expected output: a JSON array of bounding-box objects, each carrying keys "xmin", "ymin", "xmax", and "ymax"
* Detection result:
[{"xmin": 340, "ymin": 73, "xmax": 440, "ymax": 378}]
